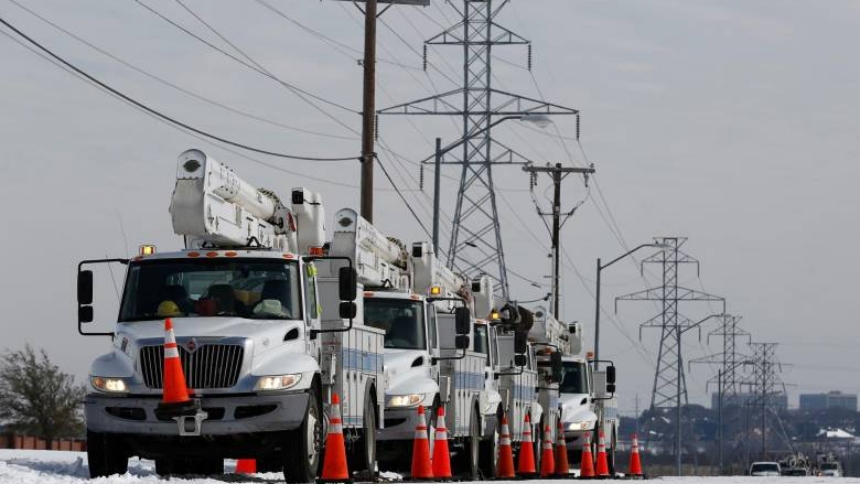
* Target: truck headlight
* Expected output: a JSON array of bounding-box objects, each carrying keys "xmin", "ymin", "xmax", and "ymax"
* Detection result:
[
  {"xmin": 388, "ymin": 394, "xmax": 424, "ymax": 407},
  {"xmin": 566, "ymin": 420, "xmax": 595, "ymax": 431},
  {"xmin": 255, "ymin": 374, "xmax": 301, "ymax": 391},
  {"xmin": 91, "ymin": 376, "xmax": 129, "ymax": 393}
]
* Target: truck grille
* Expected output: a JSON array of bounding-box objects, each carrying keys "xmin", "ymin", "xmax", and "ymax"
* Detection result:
[{"xmin": 139, "ymin": 344, "xmax": 244, "ymax": 389}]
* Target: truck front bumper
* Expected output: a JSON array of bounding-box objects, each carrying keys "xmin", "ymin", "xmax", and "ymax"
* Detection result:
[
  {"xmin": 85, "ymin": 390, "xmax": 309, "ymax": 436},
  {"xmin": 379, "ymin": 407, "xmax": 426, "ymax": 441},
  {"xmin": 564, "ymin": 429, "xmax": 590, "ymax": 451}
]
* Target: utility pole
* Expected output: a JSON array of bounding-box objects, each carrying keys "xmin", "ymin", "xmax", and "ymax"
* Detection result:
[
  {"xmin": 360, "ymin": 0, "xmax": 378, "ymax": 222},
  {"xmin": 616, "ymin": 237, "xmax": 725, "ymax": 476},
  {"xmin": 335, "ymin": 0, "xmax": 428, "ymax": 222},
  {"xmin": 522, "ymin": 163, "xmax": 594, "ymax": 316}
]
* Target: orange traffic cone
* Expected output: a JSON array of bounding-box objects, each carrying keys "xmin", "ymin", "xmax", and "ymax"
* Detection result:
[
  {"xmin": 595, "ymin": 430, "xmax": 610, "ymax": 478},
  {"xmin": 580, "ymin": 432, "xmax": 595, "ymax": 478},
  {"xmin": 496, "ymin": 413, "xmax": 516, "ymax": 478},
  {"xmin": 319, "ymin": 393, "xmax": 350, "ymax": 482},
  {"xmin": 517, "ymin": 413, "xmax": 537, "ymax": 477},
  {"xmin": 627, "ymin": 433, "xmax": 644, "ymax": 478},
  {"xmin": 156, "ymin": 318, "xmax": 195, "ymax": 415},
  {"xmin": 540, "ymin": 423, "xmax": 556, "ymax": 477},
  {"xmin": 235, "ymin": 459, "xmax": 256, "ymax": 474},
  {"xmin": 554, "ymin": 419, "xmax": 570, "ymax": 476},
  {"xmin": 411, "ymin": 406, "xmax": 433, "ymax": 480},
  {"xmin": 431, "ymin": 407, "xmax": 452, "ymax": 480}
]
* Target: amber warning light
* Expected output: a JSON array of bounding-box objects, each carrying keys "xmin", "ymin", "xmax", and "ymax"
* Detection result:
[{"xmin": 139, "ymin": 245, "xmax": 156, "ymax": 256}]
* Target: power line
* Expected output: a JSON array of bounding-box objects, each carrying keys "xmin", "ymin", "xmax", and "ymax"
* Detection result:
[
  {"xmin": 133, "ymin": 0, "xmax": 360, "ymax": 134},
  {"xmin": 0, "ymin": 15, "xmax": 358, "ymax": 162},
  {"xmin": 3, "ymin": 0, "xmax": 359, "ymax": 142}
]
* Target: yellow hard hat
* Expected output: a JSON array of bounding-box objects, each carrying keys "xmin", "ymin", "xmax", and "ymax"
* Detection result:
[{"xmin": 157, "ymin": 300, "xmax": 181, "ymax": 317}]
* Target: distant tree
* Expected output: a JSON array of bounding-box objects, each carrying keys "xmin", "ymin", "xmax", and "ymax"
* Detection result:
[{"xmin": 0, "ymin": 345, "xmax": 86, "ymax": 447}]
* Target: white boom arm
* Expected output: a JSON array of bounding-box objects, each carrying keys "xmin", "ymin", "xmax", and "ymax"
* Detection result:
[
  {"xmin": 169, "ymin": 149, "xmax": 324, "ymax": 252},
  {"xmin": 529, "ymin": 305, "xmax": 578, "ymax": 355},
  {"xmin": 329, "ymin": 208, "xmax": 410, "ymax": 290},
  {"xmin": 411, "ymin": 242, "xmax": 487, "ymax": 314}
]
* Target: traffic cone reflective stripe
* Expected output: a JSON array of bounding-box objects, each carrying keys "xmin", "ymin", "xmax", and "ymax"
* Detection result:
[
  {"xmin": 431, "ymin": 407, "xmax": 452, "ymax": 479},
  {"xmin": 595, "ymin": 430, "xmax": 610, "ymax": 477},
  {"xmin": 580, "ymin": 432, "xmax": 595, "ymax": 478},
  {"xmin": 516, "ymin": 413, "xmax": 536, "ymax": 477},
  {"xmin": 497, "ymin": 413, "xmax": 516, "ymax": 478},
  {"xmin": 554, "ymin": 419, "xmax": 570, "ymax": 476},
  {"xmin": 627, "ymin": 433, "xmax": 644, "ymax": 477},
  {"xmin": 540, "ymin": 424, "xmax": 556, "ymax": 477},
  {"xmin": 235, "ymin": 459, "xmax": 256, "ymax": 474},
  {"xmin": 411, "ymin": 406, "xmax": 433, "ymax": 479},
  {"xmin": 319, "ymin": 393, "xmax": 350, "ymax": 482}
]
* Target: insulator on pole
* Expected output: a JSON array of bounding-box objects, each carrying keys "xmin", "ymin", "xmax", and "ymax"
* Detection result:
[
  {"xmin": 576, "ymin": 113, "xmax": 581, "ymax": 140},
  {"xmin": 423, "ymin": 44, "xmax": 428, "ymax": 72},
  {"xmin": 527, "ymin": 43, "xmax": 533, "ymax": 71},
  {"xmin": 419, "ymin": 164, "xmax": 425, "ymax": 191},
  {"xmin": 374, "ymin": 114, "xmax": 380, "ymax": 141}
]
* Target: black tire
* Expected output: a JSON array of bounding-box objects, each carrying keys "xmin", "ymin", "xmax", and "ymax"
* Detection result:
[
  {"xmin": 478, "ymin": 414, "xmax": 499, "ymax": 478},
  {"xmin": 86, "ymin": 430, "xmax": 128, "ymax": 478},
  {"xmin": 459, "ymin": 407, "xmax": 481, "ymax": 479},
  {"xmin": 283, "ymin": 386, "xmax": 323, "ymax": 483},
  {"xmin": 608, "ymin": 430, "xmax": 617, "ymax": 475},
  {"xmin": 533, "ymin": 421, "xmax": 543, "ymax": 473},
  {"xmin": 349, "ymin": 392, "xmax": 377, "ymax": 474}
]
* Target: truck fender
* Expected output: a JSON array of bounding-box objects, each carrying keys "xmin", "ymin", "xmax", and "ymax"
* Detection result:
[
  {"xmin": 251, "ymin": 351, "xmax": 319, "ymax": 391},
  {"xmin": 89, "ymin": 351, "xmax": 133, "ymax": 378}
]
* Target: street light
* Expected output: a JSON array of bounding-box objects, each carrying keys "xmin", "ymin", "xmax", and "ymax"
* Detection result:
[
  {"xmin": 593, "ymin": 243, "xmax": 666, "ymax": 369},
  {"xmin": 431, "ymin": 113, "xmax": 555, "ymax": 253}
]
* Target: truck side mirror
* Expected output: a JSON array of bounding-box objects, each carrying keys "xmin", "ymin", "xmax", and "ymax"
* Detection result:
[
  {"xmin": 607, "ymin": 383, "xmax": 616, "ymax": 394},
  {"xmin": 339, "ymin": 301, "xmax": 357, "ymax": 319},
  {"xmin": 338, "ymin": 267, "xmax": 357, "ymax": 301},
  {"xmin": 550, "ymin": 351, "xmax": 563, "ymax": 383},
  {"xmin": 78, "ymin": 270, "xmax": 94, "ymax": 305},
  {"xmin": 78, "ymin": 306, "xmax": 94, "ymax": 324},
  {"xmin": 514, "ymin": 331, "xmax": 527, "ymax": 354},
  {"xmin": 606, "ymin": 365, "xmax": 616, "ymax": 384},
  {"xmin": 455, "ymin": 335, "xmax": 470, "ymax": 350},
  {"xmin": 514, "ymin": 354, "xmax": 527, "ymax": 367},
  {"xmin": 454, "ymin": 306, "xmax": 470, "ymax": 335}
]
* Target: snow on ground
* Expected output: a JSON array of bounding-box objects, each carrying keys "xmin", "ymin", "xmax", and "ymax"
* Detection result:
[{"xmin": 1, "ymin": 450, "xmax": 860, "ymax": 484}]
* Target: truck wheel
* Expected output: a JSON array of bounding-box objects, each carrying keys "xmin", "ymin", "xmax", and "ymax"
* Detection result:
[
  {"xmin": 608, "ymin": 430, "xmax": 617, "ymax": 475},
  {"xmin": 86, "ymin": 430, "xmax": 128, "ymax": 478},
  {"xmin": 478, "ymin": 415, "xmax": 499, "ymax": 478},
  {"xmin": 283, "ymin": 386, "xmax": 323, "ymax": 483},
  {"xmin": 460, "ymin": 407, "xmax": 480, "ymax": 479},
  {"xmin": 349, "ymin": 394, "xmax": 377, "ymax": 474}
]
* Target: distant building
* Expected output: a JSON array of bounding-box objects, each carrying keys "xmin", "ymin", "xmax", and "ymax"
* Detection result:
[
  {"xmin": 799, "ymin": 391, "xmax": 857, "ymax": 411},
  {"xmin": 711, "ymin": 392, "xmax": 788, "ymax": 411}
]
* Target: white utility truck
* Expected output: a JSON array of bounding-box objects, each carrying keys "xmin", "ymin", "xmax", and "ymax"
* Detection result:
[
  {"xmin": 77, "ymin": 149, "xmax": 383, "ymax": 482},
  {"xmin": 556, "ymin": 322, "xmax": 618, "ymax": 471},
  {"xmin": 328, "ymin": 210, "xmax": 488, "ymax": 478}
]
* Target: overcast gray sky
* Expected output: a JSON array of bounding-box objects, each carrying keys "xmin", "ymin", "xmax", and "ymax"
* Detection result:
[{"xmin": 1, "ymin": 0, "xmax": 858, "ymax": 415}]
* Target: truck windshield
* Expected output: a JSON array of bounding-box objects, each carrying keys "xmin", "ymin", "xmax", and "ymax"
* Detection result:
[
  {"xmin": 364, "ymin": 299, "xmax": 425, "ymax": 350},
  {"xmin": 119, "ymin": 259, "xmax": 302, "ymax": 322},
  {"xmin": 560, "ymin": 361, "xmax": 588, "ymax": 394}
]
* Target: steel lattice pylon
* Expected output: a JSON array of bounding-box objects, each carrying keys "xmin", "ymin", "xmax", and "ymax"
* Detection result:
[{"xmin": 378, "ymin": 0, "xmax": 579, "ymax": 299}]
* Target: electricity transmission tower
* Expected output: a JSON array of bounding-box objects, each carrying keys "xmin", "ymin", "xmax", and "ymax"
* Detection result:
[
  {"xmin": 689, "ymin": 314, "xmax": 751, "ymax": 474},
  {"xmin": 615, "ymin": 237, "xmax": 724, "ymax": 474},
  {"xmin": 745, "ymin": 342, "xmax": 783, "ymax": 461},
  {"xmin": 377, "ymin": 0, "xmax": 580, "ymax": 299}
]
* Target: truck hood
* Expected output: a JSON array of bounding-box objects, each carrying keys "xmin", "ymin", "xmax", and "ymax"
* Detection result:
[
  {"xmin": 383, "ymin": 349, "xmax": 436, "ymax": 396},
  {"xmin": 116, "ymin": 317, "xmax": 307, "ymax": 359},
  {"xmin": 559, "ymin": 392, "xmax": 595, "ymax": 424}
]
